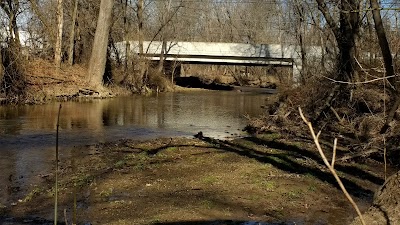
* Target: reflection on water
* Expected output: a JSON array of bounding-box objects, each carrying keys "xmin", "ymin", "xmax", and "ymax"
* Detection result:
[
  {"xmin": 0, "ymin": 91, "xmax": 268, "ymax": 146},
  {"xmin": 0, "ymin": 91, "xmax": 269, "ymax": 204}
]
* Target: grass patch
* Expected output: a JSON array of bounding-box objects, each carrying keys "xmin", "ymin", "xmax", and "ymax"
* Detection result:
[
  {"xmin": 165, "ymin": 146, "xmax": 178, "ymax": 152},
  {"xmin": 258, "ymin": 133, "xmax": 281, "ymax": 141},
  {"xmin": 269, "ymin": 155, "xmax": 292, "ymax": 167},
  {"xmin": 304, "ymin": 172, "xmax": 316, "ymax": 179},
  {"xmin": 74, "ymin": 173, "xmax": 95, "ymax": 187},
  {"xmin": 285, "ymin": 190, "xmax": 304, "ymax": 200},
  {"xmin": 262, "ymin": 180, "xmax": 276, "ymax": 191},
  {"xmin": 246, "ymin": 194, "xmax": 262, "ymax": 201},
  {"xmin": 22, "ymin": 186, "xmax": 44, "ymax": 202},
  {"xmin": 233, "ymin": 139, "xmax": 259, "ymax": 150},
  {"xmin": 201, "ymin": 175, "xmax": 218, "ymax": 185},
  {"xmin": 133, "ymin": 152, "xmax": 151, "ymax": 161},
  {"xmin": 290, "ymin": 142, "xmax": 304, "ymax": 149},
  {"xmin": 201, "ymin": 200, "xmax": 214, "ymax": 209},
  {"xmin": 270, "ymin": 208, "xmax": 285, "ymax": 218},
  {"xmin": 308, "ymin": 185, "xmax": 317, "ymax": 192},
  {"xmin": 150, "ymin": 217, "xmax": 162, "ymax": 224},
  {"xmin": 126, "ymin": 152, "xmax": 152, "ymax": 170},
  {"xmin": 99, "ymin": 187, "xmax": 114, "ymax": 198},
  {"xmin": 114, "ymin": 160, "xmax": 126, "ymax": 169}
]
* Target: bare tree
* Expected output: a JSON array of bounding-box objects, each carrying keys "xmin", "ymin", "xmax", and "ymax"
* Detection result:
[
  {"xmin": 313, "ymin": 0, "xmax": 361, "ymax": 120},
  {"xmin": 0, "ymin": 0, "xmax": 21, "ymax": 48},
  {"xmin": 28, "ymin": 0, "xmax": 56, "ymax": 50},
  {"xmin": 87, "ymin": 0, "xmax": 114, "ymax": 88},
  {"xmin": 317, "ymin": 0, "xmax": 360, "ymax": 81},
  {"xmin": 370, "ymin": 0, "xmax": 399, "ymax": 133},
  {"xmin": 54, "ymin": 0, "xmax": 63, "ymax": 67},
  {"xmin": 292, "ymin": 0, "xmax": 307, "ymax": 83},
  {"xmin": 68, "ymin": 0, "xmax": 78, "ymax": 65},
  {"xmin": 123, "ymin": 0, "xmax": 130, "ymax": 72},
  {"xmin": 136, "ymin": 0, "xmax": 144, "ymax": 88}
]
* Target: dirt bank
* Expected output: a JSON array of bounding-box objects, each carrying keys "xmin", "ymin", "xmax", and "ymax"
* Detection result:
[
  {"xmin": 0, "ymin": 134, "xmax": 392, "ymax": 225},
  {"xmin": 16, "ymin": 60, "xmax": 228, "ymax": 104}
]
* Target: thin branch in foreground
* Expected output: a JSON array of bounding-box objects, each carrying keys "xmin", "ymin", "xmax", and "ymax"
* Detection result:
[
  {"xmin": 298, "ymin": 107, "xmax": 366, "ymax": 225},
  {"xmin": 383, "ymin": 135, "xmax": 387, "ymax": 181},
  {"xmin": 354, "ymin": 56, "xmax": 393, "ymax": 89},
  {"xmin": 331, "ymin": 138, "xmax": 337, "ymax": 168},
  {"xmin": 54, "ymin": 104, "xmax": 62, "ymax": 225}
]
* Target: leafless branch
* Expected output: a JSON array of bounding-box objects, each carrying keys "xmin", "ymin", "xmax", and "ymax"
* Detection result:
[
  {"xmin": 298, "ymin": 107, "xmax": 366, "ymax": 225},
  {"xmin": 321, "ymin": 74, "xmax": 398, "ymax": 85},
  {"xmin": 332, "ymin": 138, "xmax": 337, "ymax": 168}
]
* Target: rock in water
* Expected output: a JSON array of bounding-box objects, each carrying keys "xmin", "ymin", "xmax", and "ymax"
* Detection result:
[{"xmin": 194, "ymin": 131, "xmax": 203, "ymax": 139}]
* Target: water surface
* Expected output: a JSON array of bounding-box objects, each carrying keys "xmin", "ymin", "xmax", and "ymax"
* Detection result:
[{"xmin": 0, "ymin": 91, "xmax": 269, "ymax": 203}]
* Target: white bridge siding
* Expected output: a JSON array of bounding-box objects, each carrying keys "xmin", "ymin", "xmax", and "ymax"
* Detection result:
[{"xmin": 115, "ymin": 41, "xmax": 322, "ymax": 82}]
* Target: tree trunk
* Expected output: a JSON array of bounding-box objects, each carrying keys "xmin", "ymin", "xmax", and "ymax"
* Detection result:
[
  {"xmin": 9, "ymin": 0, "xmax": 21, "ymax": 49},
  {"xmin": 87, "ymin": 0, "xmax": 114, "ymax": 88},
  {"xmin": 158, "ymin": 0, "xmax": 172, "ymax": 74},
  {"xmin": 366, "ymin": 10, "xmax": 374, "ymax": 65},
  {"xmin": 10, "ymin": 17, "xmax": 20, "ymax": 49},
  {"xmin": 337, "ymin": 0, "xmax": 359, "ymax": 82},
  {"xmin": 68, "ymin": 0, "xmax": 78, "ymax": 66},
  {"xmin": 370, "ymin": 0, "xmax": 394, "ymax": 84},
  {"xmin": 138, "ymin": 0, "xmax": 143, "ymax": 56},
  {"xmin": 55, "ymin": 0, "xmax": 64, "ymax": 68},
  {"xmin": 370, "ymin": 0, "xmax": 399, "ymax": 133},
  {"xmin": 121, "ymin": 0, "xmax": 131, "ymax": 84},
  {"xmin": 293, "ymin": 0, "xmax": 306, "ymax": 84},
  {"xmin": 313, "ymin": 0, "xmax": 360, "ymax": 121},
  {"xmin": 137, "ymin": 0, "xmax": 145, "ymax": 88},
  {"xmin": 123, "ymin": 0, "xmax": 130, "ymax": 72},
  {"xmin": 315, "ymin": 0, "xmax": 359, "ymax": 81},
  {"xmin": 158, "ymin": 40, "xmax": 166, "ymax": 74}
]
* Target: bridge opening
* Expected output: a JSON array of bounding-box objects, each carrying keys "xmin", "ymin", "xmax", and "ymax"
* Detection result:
[{"xmin": 174, "ymin": 64, "xmax": 292, "ymax": 88}]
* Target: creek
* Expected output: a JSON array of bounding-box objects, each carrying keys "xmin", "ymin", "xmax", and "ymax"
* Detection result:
[{"xmin": 0, "ymin": 90, "xmax": 270, "ymax": 204}]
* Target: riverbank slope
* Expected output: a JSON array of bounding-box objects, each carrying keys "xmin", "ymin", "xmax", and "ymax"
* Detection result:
[{"xmin": 2, "ymin": 59, "xmax": 212, "ymax": 104}]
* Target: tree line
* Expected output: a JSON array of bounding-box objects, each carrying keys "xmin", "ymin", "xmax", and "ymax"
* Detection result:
[{"xmin": 0, "ymin": 0, "xmax": 399, "ymax": 98}]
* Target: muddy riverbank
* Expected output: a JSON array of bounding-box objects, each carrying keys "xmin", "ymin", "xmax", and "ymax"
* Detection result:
[{"xmin": 0, "ymin": 134, "xmax": 392, "ymax": 225}]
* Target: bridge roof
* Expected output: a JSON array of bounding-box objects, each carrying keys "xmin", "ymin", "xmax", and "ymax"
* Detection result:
[{"xmin": 117, "ymin": 41, "xmax": 301, "ymax": 59}]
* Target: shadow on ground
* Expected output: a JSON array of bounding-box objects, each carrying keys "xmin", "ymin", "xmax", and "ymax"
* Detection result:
[
  {"xmin": 152, "ymin": 220, "xmax": 289, "ymax": 225},
  {"xmin": 0, "ymin": 216, "xmax": 60, "ymax": 225},
  {"xmin": 104, "ymin": 134, "xmax": 386, "ymax": 201},
  {"xmin": 192, "ymin": 135, "xmax": 383, "ymax": 200},
  {"xmin": 3, "ymin": 135, "xmax": 384, "ymax": 225}
]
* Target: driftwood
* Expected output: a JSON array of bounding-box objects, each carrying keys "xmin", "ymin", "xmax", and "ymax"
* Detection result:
[
  {"xmin": 55, "ymin": 88, "xmax": 102, "ymax": 101},
  {"xmin": 78, "ymin": 88, "xmax": 99, "ymax": 96}
]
